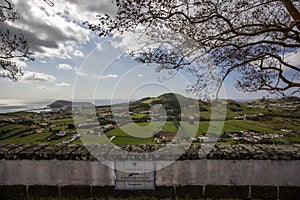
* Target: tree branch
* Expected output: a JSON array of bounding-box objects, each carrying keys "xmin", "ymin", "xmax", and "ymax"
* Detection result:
[{"xmin": 280, "ymin": 0, "xmax": 300, "ymax": 31}]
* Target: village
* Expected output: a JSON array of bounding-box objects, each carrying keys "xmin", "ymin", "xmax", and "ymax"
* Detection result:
[{"xmin": 0, "ymin": 95, "xmax": 299, "ymax": 145}]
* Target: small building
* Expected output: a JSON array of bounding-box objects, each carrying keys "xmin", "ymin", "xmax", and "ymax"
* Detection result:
[
  {"xmin": 36, "ymin": 128, "xmax": 44, "ymax": 133},
  {"xmin": 40, "ymin": 123, "xmax": 48, "ymax": 127},
  {"xmin": 154, "ymin": 137, "xmax": 163, "ymax": 143},
  {"xmin": 154, "ymin": 131, "xmax": 177, "ymax": 143},
  {"xmin": 57, "ymin": 129, "xmax": 66, "ymax": 136}
]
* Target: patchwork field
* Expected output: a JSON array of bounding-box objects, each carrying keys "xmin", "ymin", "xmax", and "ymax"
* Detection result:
[{"xmin": 0, "ymin": 94, "xmax": 299, "ymax": 145}]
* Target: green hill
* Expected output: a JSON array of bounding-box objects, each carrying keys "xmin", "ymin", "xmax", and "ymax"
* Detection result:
[
  {"xmin": 48, "ymin": 100, "xmax": 72, "ymax": 108},
  {"xmin": 48, "ymin": 100, "xmax": 95, "ymax": 109}
]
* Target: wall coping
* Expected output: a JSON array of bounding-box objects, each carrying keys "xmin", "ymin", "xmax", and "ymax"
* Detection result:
[{"xmin": 0, "ymin": 143, "xmax": 299, "ymax": 161}]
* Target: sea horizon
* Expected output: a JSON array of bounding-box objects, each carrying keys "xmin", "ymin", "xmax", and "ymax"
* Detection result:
[
  {"xmin": 0, "ymin": 97, "xmax": 258, "ymax": 114},
  {"xmin": 0, "ymin": 99, "xmax": 135, "ymax": 113}
]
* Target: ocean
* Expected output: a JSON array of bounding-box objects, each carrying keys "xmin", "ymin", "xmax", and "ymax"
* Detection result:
[{"xmin": 0, "ymin": 99, "xmax": 131, "ymax": 113}]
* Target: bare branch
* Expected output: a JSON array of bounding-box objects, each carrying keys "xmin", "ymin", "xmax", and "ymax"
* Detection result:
[
  {"xmin": 87, "ymin": 0, "xmax": 300, "ymax": 98},
  {"xmin": 0, "ymin": 1, "xmax": 34, "ymax": 81}
]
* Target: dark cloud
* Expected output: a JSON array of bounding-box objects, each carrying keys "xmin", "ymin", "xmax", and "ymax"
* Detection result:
[
  {"xmin": 1, "ymin": 0, "xmax": 91, "ymax": 57},
  {"xmin": 1, "ymin": 22, "xmax": 59, "ymax": 52},
  {"xmin": 63, "ymin": 0, "xmax": 117, "ymax": 15},
  {"xmin": 0, "ymin": 1, "xmax": 117, "ymax": 58}
]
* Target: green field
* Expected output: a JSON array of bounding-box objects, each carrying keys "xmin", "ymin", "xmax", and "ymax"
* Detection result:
[
  {"xmin": 0, "ymin": 115, "xmax": 76, "ymax": 144},
  {"xmin": 0, "ymin": 124, "xmax": 72, "ymax": 144},
  {"xmin": 180, "ymin": 120, "xmax": 283, "ymax": 137},
  {"xmin": 131, "ymin": 113, "xmax": 148, "ymax": 120},
  {"xmin": 0, "ymin": 94, "xmax": 299, "ymax": 145},
  {"xmin": 104, "ymin": 121, "xmax": 178, "ymax": 144},
  {"xmin": 0, "ymin": 118, "xmax": 299, "ymax": 144},
  {"xmin": 94, "ymin": 119, "xmax": 296, "ymax": 145}
]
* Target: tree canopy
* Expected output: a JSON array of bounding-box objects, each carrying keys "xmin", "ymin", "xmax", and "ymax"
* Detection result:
[
  {"xmin": 87, "ymin": 0, "xmax": 300, "ymax": 97},
  {"xmin": 0, "ymin": 0, "xmax": 34, "ymax": 81}
]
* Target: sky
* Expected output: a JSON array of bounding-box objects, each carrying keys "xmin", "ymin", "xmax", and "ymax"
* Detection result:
[{"xmin": 0, "ymin": 0, "xmax": 299, "ymax": 105}]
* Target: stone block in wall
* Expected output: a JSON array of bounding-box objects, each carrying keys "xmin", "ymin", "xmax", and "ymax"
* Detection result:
[
  {"xmin": 70, "ymin": 146, "xmax": 89, "ymax": 160},
  {"xmin": 0, "ymin": 144, "xmax": 23, "ymax": 159},
  {"xmin": 151, "ymin": 186, "xmax": 175, "ymax": 198},
  {"xmin": 279, "ymin": 186, "xmax": 300, "ymax": 200},
  {"xmin": 204, "ymin": 185, "xmax": 249, "ymax": 199},
  {"xmin": 28, "ymin": 185, "xmax": 59, "ymax": 197},
  {"xmin": 18, "ymin": 145, "xmax": 48, "ymax": 159},
  {"xmin": 92, "ymin": 186, "xmax": 175, "ymax": 199},
  {"xmin": 0, "ymin": 185, "xmax": 27, "ymax": 199},
  {"xmin": 33, "ymin": 144, "xmax": 67, "ymax": 160},
  {"xmin": 60, "ymin": 185, "xmax": 91, "ymax": 198},
  {"xmin": 251, "ymin": 186, "xmax": 277, "ymax": 199},
  {"xmin": 92, "ymin": 186, "xmax": 131, "ymax": 198},
  {"xmin": 54, "ymin": 145, "xmax": 81, "ymax": 160},
  {"xmin": 175, "ymin": 185, "xmax": 203, "ymax": 199}
]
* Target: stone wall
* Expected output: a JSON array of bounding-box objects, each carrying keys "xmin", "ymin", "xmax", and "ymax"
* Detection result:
[
  {"xmin": 0, "ymin": 144, "xmax": 299, "ymax": 199},
  {"xmin": 1, "ymin": 143, "xmax": 300, "ymax": 160}
]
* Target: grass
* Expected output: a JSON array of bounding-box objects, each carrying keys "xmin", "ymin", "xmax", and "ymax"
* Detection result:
[
  {"xmin": 142, "ymin": 97, "xmax": 160, "ymax": 104},
  {"xmin": 0, "ymin": 118, "xmax": 296, "ymax": 145},
  {"xmin": 222, "ymin": 120, "xmax": 278, "ymax": 134},
  {"xmin": 180, "ymin": 121, "xmax": 207, "ymax": 137},
  {"xmin": 0, "ymin": 124, "xmax": 24, "ymax": 133},
  {"xmin": 0, "ymin": 111, "xmax": 299, "ymax": 145},
  {"xmin": 0, "ymin": 124, "xmax": 33, "ymax": 139},
  {"xmin": 105, "ymin": 119, "xmax": 293, "ymax": 145},
  {"xmin": 0, "ymin": 123, "xmax": 74, "ymax": 144},
  {"xmin": 91, "ymin": 121, "xmax": 180, "ymax": 145},
  {"xmin": 131, "ymin": 113, "xmax": 148, "ymax": 120},
  {"xmin": 106, "ymin": 122, "xmax": 177, "ymax": 138},
  {"xmin": 103, "ymin": 121, "xmax": 178, "ymax": 144},
  {"xmin": 48, "ymin": 118, "xmax": 74, "ymax": 124},
  {"xmin": 74, "ymin": 134, "xmax": 110, "ymax": 145}
]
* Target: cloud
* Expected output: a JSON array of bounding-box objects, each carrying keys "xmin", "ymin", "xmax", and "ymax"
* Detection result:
[
  {"xmin": 74, "ymin": 69, "xmax": 88, "ymax": 77},
  {"xmin": 22, "ymin": 71, "xmax": 56, "ymax": 82},
  {"xmin": 62, "ymin": 0, "xmax": 117, "ymax": 23},
  {"xmin": 36, "ymin": 85, "xmax": 53, "ymax": 91},
  {"xmin": 57, "ymin": 63, "xmax": 73, "ymax": 71},
  {"xmin": 73, "ymin": 69, "xmax": 118, "ymax": 79},
  {"xmin": 111, "ymin": 32, "xmax": 143, "ymax": 52},
  {"xmin": 286, "ymin": 51, "xmax": 300, "ymax": 67},
  {"xmin": 4, "ymin": 0, "xmax": 93, "ymax": 59},
  {"xmin": 138, "ymin": 74, "xmax": 144, "ymax": 77},
  {"xmin": 40, "ymin": 43, "xmax": 72, "ymax": 59},
  {"xmin": 1, "ymin": 0, "xmax": 118, "ymax": 61},
  {"xmin": 74, "ymin": 50, "xmax": 84, "ymax": 57},
  {"xmin": 56, "ymin": 82, "xmax": 71, "ymax": 87},
  {"xmin": 99, "ymin": 74, "xmax": 119, "ymax": 79}
]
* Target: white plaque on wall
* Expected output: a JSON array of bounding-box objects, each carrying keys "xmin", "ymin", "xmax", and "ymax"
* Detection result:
[{"xmin": 114, "ymin": 161, "xmax": 155, "ymax": 190}]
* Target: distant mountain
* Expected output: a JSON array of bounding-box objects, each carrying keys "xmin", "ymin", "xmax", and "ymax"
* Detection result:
[
  {"xmin": 48, "ymin": 100, "xmax": 72, "ymax": 108},
  {"xmin": 251, "ymin": 96, "xmax": 300, "ymax": 104},
  {"xmin": 278, "ymin": 96, "xmax": 300, "ymax": 103},
  {"xmin": 136, "ymin": 93, "xmax": 299, "ymax": 114},
  {"xmin": 48, "ymin": 100, "xmax": 95, "ymax": 109},
  {"xmin": 49, "ymin": 94, "xmax": 300, "ymax": 111}
]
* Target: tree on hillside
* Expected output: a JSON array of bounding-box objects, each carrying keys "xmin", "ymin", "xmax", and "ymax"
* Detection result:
[
  {"xmin": 0, "ymin": 0, "xmax": 34, "ymax": 81},
  {"xmin": 87, "ymin": 0, "xmax": 300, "ymax": 98}
]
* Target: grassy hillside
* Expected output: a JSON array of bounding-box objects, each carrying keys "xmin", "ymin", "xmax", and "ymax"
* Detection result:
[{"xmin": 0, "ymin": 94, "xmax": 299, "ymax": 145}]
